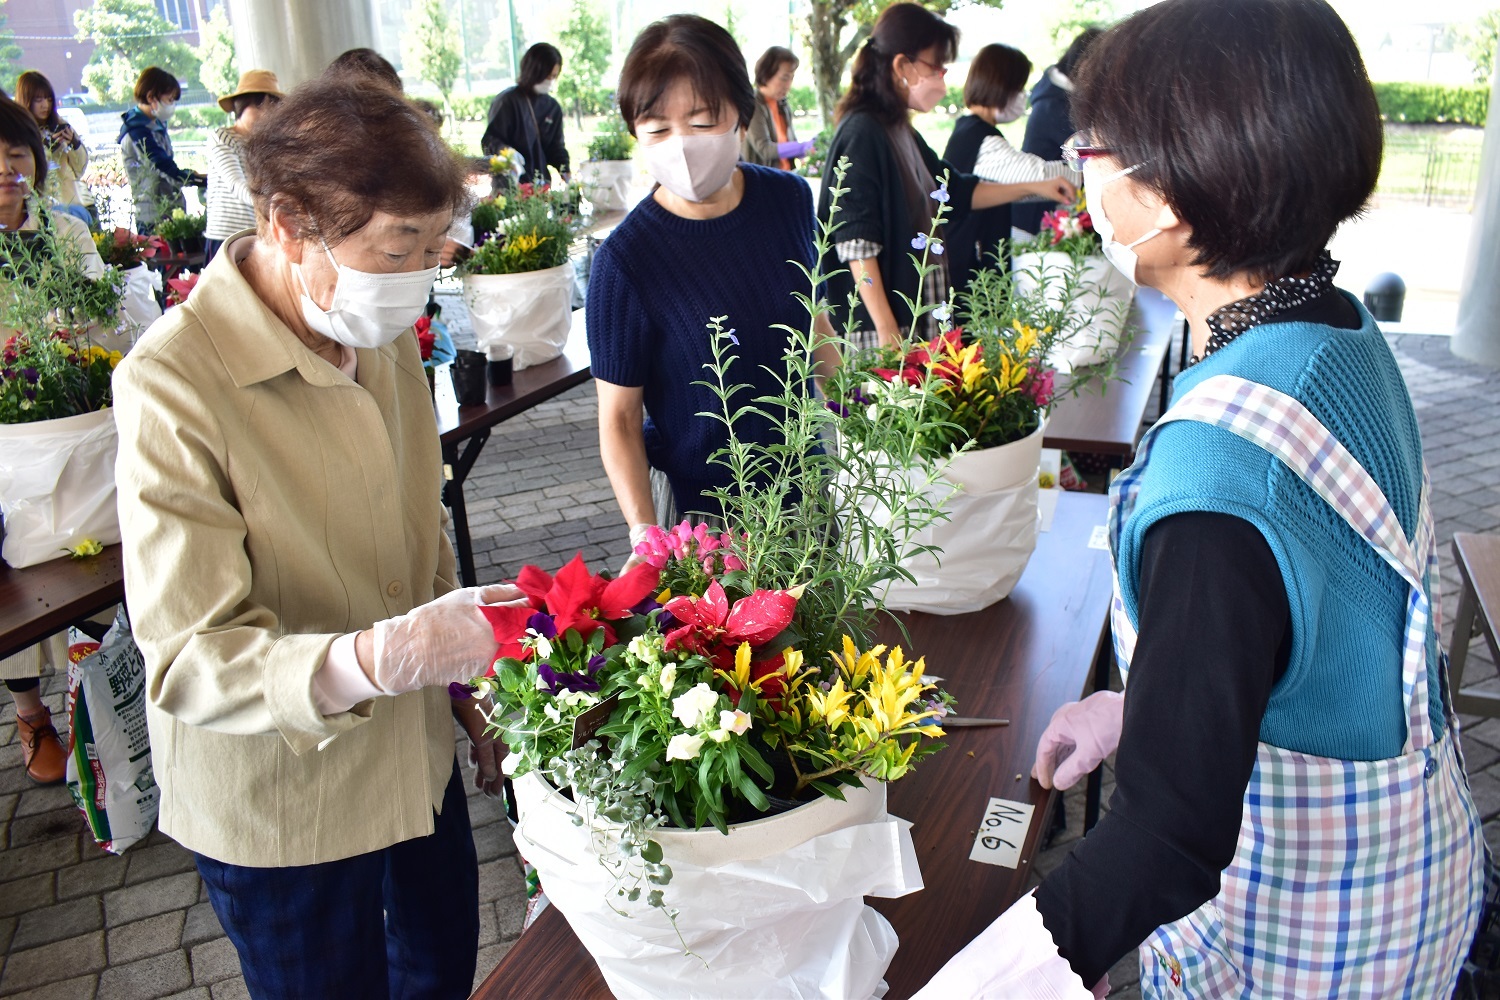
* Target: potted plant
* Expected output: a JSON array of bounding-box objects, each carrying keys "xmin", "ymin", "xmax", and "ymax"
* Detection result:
[
  {"xmin": 153, "ymin": 207, "xmax": 207, "ymax": 256},
  {"xmin": 1010, "ymin": 197, "xmax": 1135, "ymax": 373},
  {"xmin": 92, "ymin": 226, "xmax": 165, "ymax": 342},
  {"xmin": 0, "ymin": 208, "xmax": 126, "ymax": 568},
  {"xmin": 459, "ymin": 184, "xmax": 579, "ymax": 370},
  {"xmin": 795, "ymin": 127, "xmax": 833, "ymax": 180},
  {"xmin": 824, "ymin": 177, "xmax": 1115, "ymax": 614},
  {"xmin": 576, "ymin": 119, "xmax": 636, "ymax": 213},
  {"xmin": 469, "ymin": 194, "xmax": 507, "ymax": 250},
  {"xmin": 458, "ymin": 162, "xmax": 957, "ymax": 997}
]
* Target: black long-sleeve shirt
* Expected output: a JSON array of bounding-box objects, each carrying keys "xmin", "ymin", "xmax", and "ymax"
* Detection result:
[
  {"xmin": 1035, "ymin": 288, "xmax": 1362, "ymax": 985},
  {"xmin": 481, "ymin": 88, "xmax": 569, "ymax": 185}
]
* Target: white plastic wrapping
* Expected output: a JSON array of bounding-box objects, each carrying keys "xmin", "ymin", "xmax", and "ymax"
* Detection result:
[
  {"xmin": 116, "ymin": 263, "xmax": 162, "ymax": 346},
  {"xmin": 513, "ymin": 771, "xmax": 923, "ymax": 999},
  {"xmin": 1011, "ymin": 252, "xmax": 1134, "ymax": 373},
  {"xmin": 873, "ymin": 423, "xmax": 1044, "ymax": 615},
  {"xmin": 0, "ymin": 408, "xmax": 120, "ymax": 568},
  {"xmin": 577, "ymin": 160, "xmax": 635, "ymax": 212},
  {"xmin": 462, "ymin": 264, "xmax": 573, "ymax": 370}
]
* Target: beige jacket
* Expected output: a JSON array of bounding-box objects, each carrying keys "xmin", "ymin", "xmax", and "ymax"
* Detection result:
[
  {"xmin": 113, "ymin": 234, "xmax": 458, "ymax": 867},
  {"xmin": 45, "ymin": 134, "xmax": 90, "ymax": 209}
]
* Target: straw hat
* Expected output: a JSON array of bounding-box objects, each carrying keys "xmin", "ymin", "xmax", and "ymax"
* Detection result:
[{"xmin": 217, "ymin": 69, "xmax": 285, "ymax": 112}]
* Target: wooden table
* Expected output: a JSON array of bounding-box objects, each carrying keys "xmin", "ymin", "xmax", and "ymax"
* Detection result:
[
  {"xmin": 472, "ymin": 490, "xmax": 1115, "ymax": 1000},
  {"xmin": 0, "ymin": 546, "xmax": 124, "ymax": 661},
  {"xmin": 1448, "ymin": 532, "xmax": 1500, "ymax": 718},
  {"xmin": 1043, "ymin": 286, "xmax": 1182, "ymax": 463},
  {"xmin": 436, "ymin": 311, "xmax": 593, "ymax": 587}
]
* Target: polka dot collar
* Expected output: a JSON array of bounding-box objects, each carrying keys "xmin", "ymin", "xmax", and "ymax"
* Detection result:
[{"xmin": 1192, "ymin": 253, "xmax": 1341, "ymax": 365}]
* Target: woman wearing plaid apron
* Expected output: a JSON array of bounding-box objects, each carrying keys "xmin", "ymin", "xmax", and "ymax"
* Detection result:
[{"xmin": 914, "ymin": 2, "xmax": 1488, "ymax": 996}]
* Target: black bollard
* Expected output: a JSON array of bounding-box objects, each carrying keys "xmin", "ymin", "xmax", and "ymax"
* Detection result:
[{"xmin": 1364, "ymin": 272, "xmax": 1407, "ymax": 323}]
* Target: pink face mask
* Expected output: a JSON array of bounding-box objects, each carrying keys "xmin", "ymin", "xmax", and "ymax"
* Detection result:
[{"xmin": 903, "ymin": 60, "xmax": 949, "ymax": 113}]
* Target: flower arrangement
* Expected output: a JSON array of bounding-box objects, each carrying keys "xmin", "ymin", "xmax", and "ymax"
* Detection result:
[
  {"xmin": 461, "ymin": 184, "xmax": 577, "ymax": 277},
  {"xmin": 460, "ymin": 160, "xmax": 954, "ymax": 937},
  {"xmin": 470, "ymin": 195, "xmax": 506, "ymax": 243},
  {"xmin": 152, "ymin": 207, "xmax": 207, "ymax": 246},
  {"xmin": 587, "ymin": 120, "xmax": 635, "ymax": 161},
  {"xmin": 0, "ymin": 332, "xmax": 121, "ymax": 424},
  {"xmin": 1021, "ymin": 193, "xmax": 1098, "ymax": 256},
  {"xmin": 165, "ymin": 271, "xmax": 198, "ymax": 308},
  {"xmin": 488, "ymin": 147, "xmax": 522, "ymax": 177},
  {"xmin": 92, "ymin": 228, "xmax": 167, "ymax": 269},
  {"xmin": 795, "ymin": 127, "xmax": 833, "ymax": 178}
]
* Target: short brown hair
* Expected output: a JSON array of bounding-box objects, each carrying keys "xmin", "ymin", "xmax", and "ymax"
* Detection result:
[
  {"xmin": 133, "ymin": 67, "xmax": 181, "ymax": 105},
  {"xmin": 754, "ymin": 46, "xmax": 798, "ymax": 87},
  {"xmin": 618, "ymin": 15, "xmax": 756, "ymax": 136},
  {"xmin": 963, "ymin": 44, "xmax": 1031, "ymax": 109},
  {"xmin": 0, "ymin": 97, "xmax": 47, "ymax": 193},
  {"xmin": 1075, "ymin": 0, "xmax": 1382, "ymax": 282},
  {"xmin": 245, "ymin": 79, "xmax": 468, "ymax": 245}
]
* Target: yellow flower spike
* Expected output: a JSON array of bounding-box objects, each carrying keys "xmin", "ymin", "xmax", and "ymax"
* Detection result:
[
  {"xmin": 732, "ymin": 641, "xmax": 753, "ymax": 691},
  {"xmin": 656, "ymin": 587, "xmax": 672, "ymax": 603},
  {"xmin": 64, "ymin": 538, "xmax": 103, "ymax": 559}
]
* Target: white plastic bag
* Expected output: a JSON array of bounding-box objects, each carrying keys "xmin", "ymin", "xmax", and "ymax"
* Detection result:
[
  {"xmin": 0, "ymin": 408, "xmax": 120, "ymax": 568},
  {"xmin": 874, "ymin": 423, "xmax": 1044, "ymax": 615},
  {"xmin": 116, "ymin": 263, "xmax": 162, "ymax": 346},
  {"xmin": 462, "ymin": 264, "xmax": 573, "ymax": 370},
  {"xmin": 513, "ymin": 772, "xmax": 922, "ymax": 999},
  {"xmin": 66, "ymin": 607, "xmax": 159, "ymax": 854},
  {"xmin": 577, "ymin": 160, "xmax": 635, "ymax": 212},
  {"xmin": 1012, "ymin": 252, "xmax": 1134, "ymax": 373}
]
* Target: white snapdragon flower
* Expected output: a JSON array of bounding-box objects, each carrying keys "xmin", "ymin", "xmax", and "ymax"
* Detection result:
[
  {"xmin": 672, "ymin": 683, "xmax": 719, "ymax": 729},
  {"xmin": 659, "ymin": 662, "xmax": 677, "ymax": 693},
  {"xmin": 666, "ymin": 732, "xmax": 706, "ymax": 761},
  {"xmin": 719, "ymin": 709, "xmax": 752, "ymax": 735},
  {"xmin": 628, "ymin": 634, "xmax": 660, "ymax": 665},
  {"xmin": 706, "ymin": 728, "xmax": 731, "ymax": 743},
  {"xmin": 557, "ymin": 690, "xmax": 599, "ymax": 710}
]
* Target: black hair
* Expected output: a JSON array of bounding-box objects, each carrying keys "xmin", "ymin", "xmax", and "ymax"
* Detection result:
[
  {"xmin": 1057, "ymin": 28, "xmax": 1104, "ymax": 79},
  {"xmin": 837, "ymin": 3, "xmax": 959, "ymax": 127},
  {"xmin": 518, "ymin": 43, "xmax": 563, "ymax": 94},
  {"xmin": 754, "ymin": 46, "xmax": 799, "ymax": 87},
  {"xmin": 231, "ymin": 92, "xmax": 278, "ymax": 119},
  {"xmin": 325, "ymin": 48, "xmax": 402, "ymax": 92},
  {"xmin": 1074, "ymin": 0, "xmax": 1382, "ymax": 282},
  {"xmin": 0, "ymin": 97, "xmax": 48, "ymax": 193},
  {"xmin": 963, "ymin": 43, "xmax": 1031, "ymax": 109},
  {"xmin": 618, "ymin": 16, "xmax": 756, "ymax": 135},
  {"xmin": 134, "ymin": 67, "xmax": 181, "ymax": 105}
]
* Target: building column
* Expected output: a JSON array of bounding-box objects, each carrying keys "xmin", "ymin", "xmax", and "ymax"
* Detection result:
[
  {"xmin": 226, "ymin": 0, "xmax": 378, "ymax": 90},
  {"xmin": 1452, "ymin": 45, "xmax": 1500, "ymax": 368}
]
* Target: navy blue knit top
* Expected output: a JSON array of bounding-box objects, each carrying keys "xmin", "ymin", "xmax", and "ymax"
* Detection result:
[{"xmin": 587, "ymin": 163, "xmax": 817, "ymax": 516}]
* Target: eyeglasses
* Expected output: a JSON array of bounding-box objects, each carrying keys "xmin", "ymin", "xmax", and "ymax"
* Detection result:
[
  {"xmin": 1061, "ymin": 131, "xmax": 1114, "ymax": 168},
  {"xmin": 912, "ymin": 58, "xmax": 949, "ymax": 79}
]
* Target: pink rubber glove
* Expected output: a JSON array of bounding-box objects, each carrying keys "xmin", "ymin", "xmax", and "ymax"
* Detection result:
[
  {"xmin": 1031, "ymin": 690, "xmax": 1125, "ymax": 790},
  {"xmin": 371, "ymin": 584, "xmax": 526, "ymax": 694}
]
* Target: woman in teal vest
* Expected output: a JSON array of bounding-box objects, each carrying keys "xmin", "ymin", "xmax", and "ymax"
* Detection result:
[{"xmin": 916, "ymin": 1, "xmax": 1488, "ymax": 996}]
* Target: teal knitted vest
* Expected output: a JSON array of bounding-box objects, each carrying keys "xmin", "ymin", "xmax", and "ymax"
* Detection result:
[{"xmin": 1115, "ymin": 293, "xmax": 1443, "ymax": 760}]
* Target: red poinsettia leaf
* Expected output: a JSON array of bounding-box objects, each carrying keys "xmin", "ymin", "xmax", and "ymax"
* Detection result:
[
  {"xmin": 724, "ymin": 589, "xmax": 798, "ymax": 646},
  {"xmin": 554, "ymin": 614, "xmax": 604, "ymax": 641},
  {"xmin": 662, "ymin": 594, "xmax": 706, "ymax": 628},
  {"xmin": 515, "ymin": 565, "xmax": 554, "ymax": 608},
  {"xmin": 546, "ymin": 553, "xmax": 604, "ymax": 621},
  {"xmin": 699, "ymin": 580, "xmax": 730, "ymax": 628},
  {"xmin": 871, "ymin": 367, "xmax": 901, "ymax": 383},
  {"xmin": 597, "ymin": 562, "xmax": 661, "ymax": 619},
  {"xmin": 478, "ymin": 603, "xmax": 534, "ymax": 661}
]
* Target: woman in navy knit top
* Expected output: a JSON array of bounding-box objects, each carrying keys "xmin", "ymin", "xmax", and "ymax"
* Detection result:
[
  {"xmin": 588, "ymin": 15, "xmax": 838, "ymax": 552},
  {"xmin": 918, "ymin": 2, "xmax": 1486, "ymax": 997}
]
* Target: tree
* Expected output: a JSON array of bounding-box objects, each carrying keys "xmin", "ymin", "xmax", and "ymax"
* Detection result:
[
  {"xmin": 0, "ymin": 2, "xmax": 22, "ymax": 87},
  {"xmin": 195, "ymin": 5, "xmax": 238, "ymax": 99},
  {"xmin": 1463, "ymin": 9, "xmax": 1500, "ymax": 85},
  {"xmin": 401, "ymin": 0, "xmax": 462, "ymax": 114},
  {"xmin": 74, "ymin": 0, "xmax": 200, "ymax": 105},
  {"xmin": 801, "ymin": 0, "xmax": 1005, "ymax": 127},
  {"xmin": 555, "ymin": 0, "xmax": 611, "ymax": 126},
  {"xmin": 1049, "ymin": 0, "xmax": 1116, "ymax": 46}
]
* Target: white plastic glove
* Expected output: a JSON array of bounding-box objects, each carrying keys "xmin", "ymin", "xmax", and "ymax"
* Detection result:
[
  {"xmin": 371, "ymin": 584, "xmax": 526, "ymax": 694},
  {"xmin": 620, "ymin": 522, "xmax": 654, "ymax": 574},
  {"xmin": 1031, "ymin": 690, "xmax": 1125, "ymax": 790}
]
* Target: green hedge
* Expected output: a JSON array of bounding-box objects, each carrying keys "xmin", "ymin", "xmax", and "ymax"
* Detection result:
[{"xmin": 1373, "ymin": 82, "xmax": 1489, "ymax": 126}]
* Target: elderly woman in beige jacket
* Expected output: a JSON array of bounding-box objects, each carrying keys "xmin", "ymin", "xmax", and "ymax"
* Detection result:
[{"xmin": 113, "ymin": 79, "xmax": 516, "ymax": 998}]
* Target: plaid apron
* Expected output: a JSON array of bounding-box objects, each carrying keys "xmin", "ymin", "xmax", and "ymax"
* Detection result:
[{"xmin": 1109, "ymin": 373, "xmax": 1487, "ymax": 998}]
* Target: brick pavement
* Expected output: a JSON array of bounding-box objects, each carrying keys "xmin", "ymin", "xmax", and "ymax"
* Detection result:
[{"xmin": 2, "ymin": 316, "xmax": 1497, "ymax": 997}]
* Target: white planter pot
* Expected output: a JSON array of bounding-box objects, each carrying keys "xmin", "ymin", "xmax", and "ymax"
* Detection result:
[
  {"xmin": 577, "ymin": 159, "xmax": 635, "ymax": 212},
  {"xmin": 513, "ymin": 770, "xmax": 922, "ymax": 999},
  {"xmin": 0, "ymin": 408, "xmax": 120, "ymax": 568},
  {"xmin": 116, "ymin": 263, "xmax": 162, "ymax": 347},
  {"xmin": 870, "ymin": 421, "xmax": 1044, "ymax": 615},
  {"xmin": 1011, "ymin": 252, "xmax": 1135, "ymax": 373},
  {"xmin": 462, "ymin": 264, "xmax": 573, "ymax": 370}
]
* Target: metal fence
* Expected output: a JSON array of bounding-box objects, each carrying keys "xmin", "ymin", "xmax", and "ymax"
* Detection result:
[{"xmin": 1377, "ymin": 132, "xmax": 1485, "ymax": 208}]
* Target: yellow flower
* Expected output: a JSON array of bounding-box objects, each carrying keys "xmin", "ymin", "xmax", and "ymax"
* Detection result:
[
  {"xmin": 831, "ymin": 634, "xmax": 885, "ymax": 688},
  {"xmin": 64, "ymin": 538, "xmax": 103, "ymax": 559}
]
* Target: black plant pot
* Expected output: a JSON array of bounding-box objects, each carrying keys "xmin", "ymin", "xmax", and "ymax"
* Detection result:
[{"xmin": 450, "ymin": 351, "xmax": 488, "ymax": 406}]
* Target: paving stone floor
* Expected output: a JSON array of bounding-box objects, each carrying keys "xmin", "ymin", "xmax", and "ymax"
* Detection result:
[{"xmin": 1, "ymin": 306, "xmax": 1497, "ymax": 997}]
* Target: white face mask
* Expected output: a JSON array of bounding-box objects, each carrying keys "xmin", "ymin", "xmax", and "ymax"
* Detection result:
[
  {"xmin": 294, "ymin": 241, "xmax": 439, "ymax": 349},
  {"xmin": 155, "ymin": 100, "xmax": 177, "ymax": 123},
  {"xmin": 1084, "ymin": 159, "xmax": 1161, "ymax": 286},
  {"xmin": 535, "ymin": 79, "xmax": 554, "ymax": 95},
  {"xmin": 994, "ymin": 92, "xmax": 1027, "ymax": 124},
  {"xmin": 640, "ymin": 127, "xmax": 740, "ymax": 203}
]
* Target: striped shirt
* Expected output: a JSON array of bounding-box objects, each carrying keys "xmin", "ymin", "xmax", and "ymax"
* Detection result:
[
  {"xmin": 205, "ymin": 127, "xmax": 257, "ymax": 240},
  {"xmin": 972, "ymin": 134, "xmax": 1078, "ymax": 188}
]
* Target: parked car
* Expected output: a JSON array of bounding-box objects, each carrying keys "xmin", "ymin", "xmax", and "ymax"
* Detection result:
[{"xmin": 58, "ymin": 92, "xmax": 88, "ymax": 108}]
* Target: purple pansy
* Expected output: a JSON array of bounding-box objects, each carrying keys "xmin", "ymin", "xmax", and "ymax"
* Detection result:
[
  {"xmin": 526, "ymin": 611, "xmax": 557, "ymax": 639},
  {"xmin": 825, "ymin": 399, "xmax": 851, "ymax": 418},
  {"xmin": 448, "ymin": 682, "xmax": 477, "ymax": 700},
  {"xmin": 538, "ymin": 661, "xmax": 601, "ymax": 695}
]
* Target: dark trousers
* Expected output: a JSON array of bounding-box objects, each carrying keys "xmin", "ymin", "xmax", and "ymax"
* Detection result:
[
  {"xmin": 195, "ymin": 760, "xmax": 479, "ymax": 1000},
  {"xmin": 203, "ymin": 238, "xmax": 223, "ymax": 265}
]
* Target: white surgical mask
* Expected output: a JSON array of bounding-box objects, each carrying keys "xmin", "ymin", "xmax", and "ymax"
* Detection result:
[
  {"xmin": 155, "ymin": 100, "xmax": 177, "ymax": 123},
  {"xmin": 994, "ymin": 93, "xmax": 1027, "ymax": 124},
  {"xmin": 640, "ymin": 127, "xmax": 740, "ymax": 203},
  {"xmin": 535, "ymin": 79, "xmax": 554, "ymax": 96},
  {"xmin": 1083, "ymin": 159, "xmax": 1161, "ymax": 286},
  {"xmin": 294, "ymin": 241, "xmax": 439, "ymax": 349}
]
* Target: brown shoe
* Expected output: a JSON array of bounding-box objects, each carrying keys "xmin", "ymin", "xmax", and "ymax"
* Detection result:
[{"xmin": 16, "ymin": 707, "xmax": 67, "ymax": 785}]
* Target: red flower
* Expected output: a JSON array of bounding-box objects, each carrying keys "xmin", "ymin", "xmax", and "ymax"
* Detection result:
[
  {"xmin": 414, "ymin": 315, "xmax": 435, "ymax": 361},
  {"xmin": 662, "ymin": 580, "xmax": 797, "ymax": 675},
  {"xmin": 480, "ymin": 554, "xmax": 660, "ymax": 665},
  {"xmin": 872, "ymin": 328, "xmax": 968, "ymax": 387},
  {"xmin": 165, "ymin": 271, "xmax": 198, "ymax": 307},
  {"xmin": 1028, "ymin": 368, "xmax": 1056, "ymax": 408}
]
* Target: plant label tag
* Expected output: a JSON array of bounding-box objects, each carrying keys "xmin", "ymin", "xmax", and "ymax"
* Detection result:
[
  {"xmin": 571, "ymin": 692, "xmax": 620, "ymax": 751},
  {"xmin": 969, "ymin": 797, "xmax": 1034, "ymax": 868},
  {"xmin": 1088, "ymin": 525, "xmax": 1110, "ymax": 551}
]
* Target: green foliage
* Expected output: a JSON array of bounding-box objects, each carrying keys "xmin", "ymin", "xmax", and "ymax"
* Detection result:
[
  {"xmin": 0, "ymin": 2, "xmax": 22, "ymax": 85},
  {"xmin": 555, "ymin": 0, "xmax": 612, "ymax": 120},
  {"xmin": 171, "ymin": 104, "xmax": 232, "ymax": 129},
  {"xmin": 1373, "ymin": 82, "xmax": 1490, "ymax": 126},
  {"xmin": 74, "ymin": 0, "xmax": 200, "ymax": 106},
  {"xmin": 1463, "ymin": 9, "xmax": 1500, "ymax": 84},
  {"xmin": 470, "ymin": 195, "xmax": 505, "ymax": 237},
  {"xmin": 1048, "ymin": 0, "xmax": 1115, "ymax": 46},
  {"xmin": 463, "ymin": 187, "xmax": 577, "ymax": 275},
  {"xmin": 587, "ymin": 119, "xmax": 634, "ymax": 160},
  {"xmin": 152, "ymin": 207, "xmax": 206, "ymax": 241},
  {"xmin": 448, "ymin": 92, "xmax": 492, "ymax": 122},
  {"xmin": 402, "ymin": 0, "xmax": 463, "ymax": 110},
  {"xmin": 194, "ymin": 6, "xmax": 237, "ymax": 98},
  {"xmin": 786, "ymin": 85, "xmax": 818, "ymax": 116}
]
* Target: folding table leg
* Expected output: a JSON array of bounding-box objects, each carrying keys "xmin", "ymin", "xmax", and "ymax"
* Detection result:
[{"xmin": 441, "ymin": 430, "xmax": 492, "ymax": 588}]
